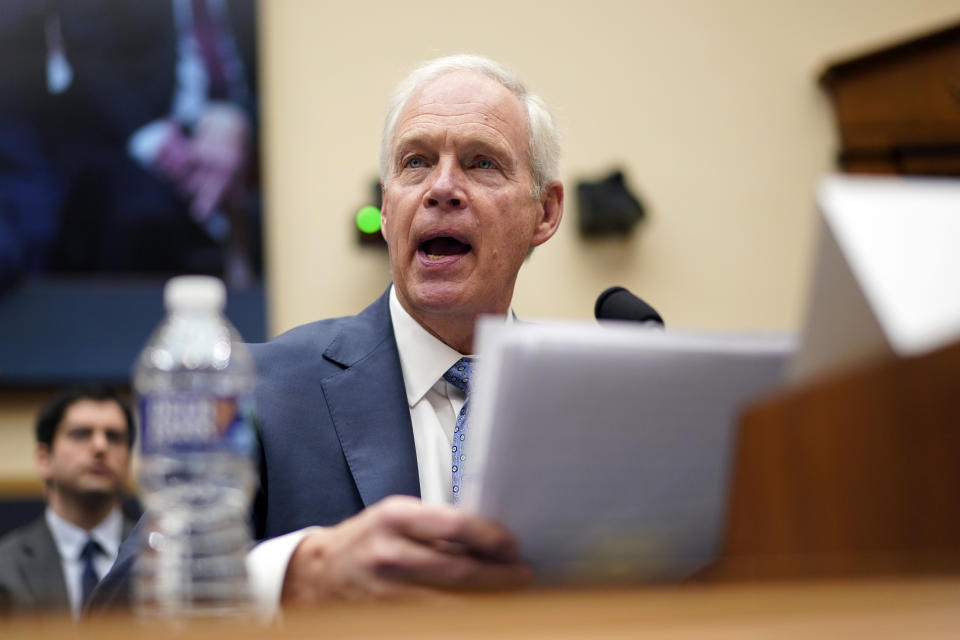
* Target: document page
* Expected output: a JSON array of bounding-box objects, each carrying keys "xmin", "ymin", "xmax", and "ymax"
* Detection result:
[{"xmin": 464, "ymin": 320, "xmax": 794, "ymax": 583}]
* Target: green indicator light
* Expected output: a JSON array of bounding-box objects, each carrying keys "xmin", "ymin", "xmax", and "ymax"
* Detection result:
[{"xmin": 356, "ymin": 205, "xmax": 381, "ymax": 234}]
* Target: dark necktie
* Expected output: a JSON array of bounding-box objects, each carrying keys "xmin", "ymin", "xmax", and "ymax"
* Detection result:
[
  {"xmin": 444, "ymin": 357, "xmax": 473, "ymax": 505},
  {"xmin": 79, "ymin": 538, "xmax": 103, "ymax": 607}
]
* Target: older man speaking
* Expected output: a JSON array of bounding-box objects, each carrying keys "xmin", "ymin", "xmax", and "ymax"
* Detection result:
[{"xmin": 95, "ymin": 54, "xmax": 563, "ymax": 611}]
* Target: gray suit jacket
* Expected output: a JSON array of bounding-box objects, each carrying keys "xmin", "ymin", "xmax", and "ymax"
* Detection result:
[{"xmin": 0, "ymin": 512, "xmax": 135, "ymax": 614}]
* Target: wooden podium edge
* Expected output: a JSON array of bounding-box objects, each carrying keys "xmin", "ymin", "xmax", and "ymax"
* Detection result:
[{"xmin": 705, "ymin": 339, "xmax": 960, "ymax": 581}]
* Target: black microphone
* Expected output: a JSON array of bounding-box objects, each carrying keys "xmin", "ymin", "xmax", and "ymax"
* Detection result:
[{"xmin": 594, "ymin": 286, "xmax": 664, "ymax": 328}]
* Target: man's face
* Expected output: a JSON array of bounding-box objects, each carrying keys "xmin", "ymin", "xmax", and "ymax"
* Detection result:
[
  {"xmin": 381, "ymin": 71, "xmax": 562, "ymax": 324},
  {"xmin": 36, "ymin": 399, "xmax": 131, "ymax": 503}
]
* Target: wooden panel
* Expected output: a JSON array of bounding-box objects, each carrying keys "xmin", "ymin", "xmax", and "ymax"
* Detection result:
[
  {"xmin": 829, "ymin": 47, "xmax": 960, "ymax": 135},
  {"xmin": 711, "ymin": 340, "xmax": 960, "ymax": 579},
  {"xmin": 821, "ymin": 21, "xmax": 960, "ymax": 176}
]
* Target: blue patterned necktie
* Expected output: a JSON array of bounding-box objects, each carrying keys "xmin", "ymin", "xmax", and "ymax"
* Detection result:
[
  {"xmin": 444, "ymin": 357, "xmax": 473, "ymax": 506},
  {"xmin": 79, "ymin": 537, "xmax": 103, "ymax": 607}
]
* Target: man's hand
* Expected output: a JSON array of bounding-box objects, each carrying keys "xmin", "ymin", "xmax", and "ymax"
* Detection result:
[
  {"xmin": 184, "ymin": 102, "xmax": 251, "ymax": 221},
  {"xmin": 281, "ymin": 496, "xmax": 531, "ymax": 603},
  {"xmin": 133, "ymin": 102, "xmax": 251, "ymax": 223}
]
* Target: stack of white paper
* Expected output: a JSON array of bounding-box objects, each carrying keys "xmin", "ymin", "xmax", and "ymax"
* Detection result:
[{"xmin": 464, "ymin": 320, "xmax": 794, "ymax": 583}]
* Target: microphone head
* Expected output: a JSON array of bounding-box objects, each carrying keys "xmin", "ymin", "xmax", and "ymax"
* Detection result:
[{"xmin": 595, "ymin": 286, "xmax": 664, "ymax": 327}]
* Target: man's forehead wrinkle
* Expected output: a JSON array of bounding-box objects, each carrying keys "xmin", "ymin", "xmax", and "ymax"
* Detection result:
[
  {"xmin": 394, "ymin": 119, "xmax": 517, "ymax": 156},
  {"xmin": 410, "ymin": 96, "xmax": 517, "ymax": 126},
  {"xmin": 390, "ymin": 74, "xmax": 531, "ymax": 171},
  {"xmin": 397, "ymin": 117, "xmax": 514, "ymax": 142},
  {"xmin": 396, "ymin": 101, "xmax": 521, "ymax": 137}
]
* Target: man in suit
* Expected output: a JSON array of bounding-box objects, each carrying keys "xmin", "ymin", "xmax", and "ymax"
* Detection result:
[
  {"xmin": 0, "ymin": 386, "xmax": 136, "ymax": 617},
  {"xmin": 96, "ymin": 53, "xmax": 564, "ymax": 611}
]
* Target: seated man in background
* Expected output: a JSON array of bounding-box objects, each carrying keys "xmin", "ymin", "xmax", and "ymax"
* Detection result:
[
  {"xmin": 96, "ymin": 53, "xmax": 563, "ymax": 611},
  {"xmin": 0, "ymin": 386, "xmax": 136, "ymax": 617}
]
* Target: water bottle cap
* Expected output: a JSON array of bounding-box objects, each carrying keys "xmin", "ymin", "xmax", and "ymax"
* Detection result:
[{"xmin": 164, "ymin": 276, "xmax": 226, "ymax": 311}]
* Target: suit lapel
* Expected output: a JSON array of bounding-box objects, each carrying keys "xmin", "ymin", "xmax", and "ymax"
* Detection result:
[
  {"xmin": 321, "ymin": 290, "xmax": 421, "ymax": 507},
  {"xmin": 19, "ymin": 518, "xmax": 69, "ymax": 610},
  {"xmin": 121, "ymin": 514, "xmax": 136, "ymax": 540}
]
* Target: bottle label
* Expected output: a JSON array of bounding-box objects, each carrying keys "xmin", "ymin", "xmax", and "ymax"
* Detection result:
[{"xmin": 139, "ymin": 394, "xmax": 256, "ymax": 455}]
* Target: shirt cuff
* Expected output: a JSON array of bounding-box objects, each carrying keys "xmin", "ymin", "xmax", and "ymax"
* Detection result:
[{"xmin": 246, "ymin": 526, "xmax": 321, "ymax": 619}]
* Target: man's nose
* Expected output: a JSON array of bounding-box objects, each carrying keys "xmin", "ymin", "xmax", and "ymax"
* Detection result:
[
  {"xmin": 424, "ymin": 159, "xmax": 466, "ymax": 210},
  {"xmin": 90, "ymin": 431, "xmax": 108, "ymax": 453}
]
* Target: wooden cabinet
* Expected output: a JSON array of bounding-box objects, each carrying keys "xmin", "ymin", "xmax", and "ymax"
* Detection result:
[{"xmin": 820, "ymin": 22, "xmax": 960, "ymax": 175}]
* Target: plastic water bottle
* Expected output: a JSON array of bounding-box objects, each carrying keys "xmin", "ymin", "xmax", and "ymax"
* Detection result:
[{"xmin": 132, "ymin": 276, "xmax": 257, "ymax": 618}]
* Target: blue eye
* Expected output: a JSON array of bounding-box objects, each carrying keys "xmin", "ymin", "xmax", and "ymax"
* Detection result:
[
  {"xmin": 405, "ymin": 156, "xmax": 424, "ymax": 169},
  {"xmin": 475, "ymin": 158, "xmax": 496, "ymax": 170}
]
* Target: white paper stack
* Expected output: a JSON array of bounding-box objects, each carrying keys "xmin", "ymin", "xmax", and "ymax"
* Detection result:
[{"xmin": 464, "ymin": 320, "xmax": 794, "ymax": 583}]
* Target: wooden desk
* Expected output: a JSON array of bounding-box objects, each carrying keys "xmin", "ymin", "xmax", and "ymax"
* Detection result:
[{"xmin": 4, "ymin": 579, "xmax": 959, "ymax": 638}]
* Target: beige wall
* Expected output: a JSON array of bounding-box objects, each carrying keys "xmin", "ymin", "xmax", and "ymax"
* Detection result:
[
  {"xmin": 0, "ymin": 390, "xmax": 47, "ymax": 489},
  {"xmin": 261, "ymin": 0, "xmax": 959, "ymax": 335},
  {"xmin": 2, "ymin": 1, "xmax": 958, "ymax": 483}
]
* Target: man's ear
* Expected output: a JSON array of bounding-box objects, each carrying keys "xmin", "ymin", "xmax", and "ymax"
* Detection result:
[
  {"xmin": 531, "ymin": 180, "xmax": 564, "ymax": 248},
  {"xmin": 379, "ymin": 183, "xmax": 389, "ymax": 240},
  {"xmin": 35, "ymin": 443, "xmax": 53, "ymax": 482}
]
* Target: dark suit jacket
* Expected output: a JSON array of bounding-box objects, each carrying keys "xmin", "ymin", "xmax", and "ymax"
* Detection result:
[
  {"xmin": 90, "ymin": 288, "xmax": 421, "ymax": 611},
  {"xmin": 0, "ymin": 512, "xmax": 136, "ymax": 614}
]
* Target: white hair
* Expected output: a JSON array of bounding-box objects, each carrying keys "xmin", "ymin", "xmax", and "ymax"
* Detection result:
[{"xmin": 379, "ymin": 54, "xmax": 560, "ymax": 201}]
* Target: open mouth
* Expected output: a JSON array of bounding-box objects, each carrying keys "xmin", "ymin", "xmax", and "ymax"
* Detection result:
[{"xmin": 420, "ymin": 236, "xmax": 472, "ymax": 260}]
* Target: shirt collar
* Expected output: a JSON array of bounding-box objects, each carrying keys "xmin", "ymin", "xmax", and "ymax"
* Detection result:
[
  {"xmin": 389, "ymin": 285, "xmax": 512, "ymax": 406},
  {"xmin": 45, "ymin": 506, "xmax": 123, "ymax": 560}
]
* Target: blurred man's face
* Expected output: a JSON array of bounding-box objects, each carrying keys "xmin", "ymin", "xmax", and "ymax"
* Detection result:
[
  {"xmin": 381, "ymin": 71, "xmax": 561, "ymax": 327},
  {"xmin": 37, "ymin": 400, "xmax": 131, "ymax": 504}
]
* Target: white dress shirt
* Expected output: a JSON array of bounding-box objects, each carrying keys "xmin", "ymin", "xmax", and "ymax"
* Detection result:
[
  {"xmin": 389, "ymin": 285, "xmax": 470, "ymax": 505},
  {"xmin": 246, "ymin": 285, "xmax": 506, "ymax": 614},
  {"xmin": 45, "ymin": 506, "xmax": 123, "ymax": 619}
]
